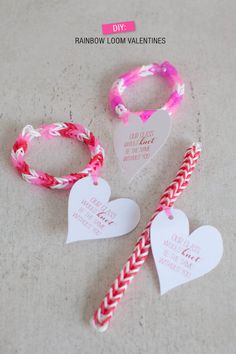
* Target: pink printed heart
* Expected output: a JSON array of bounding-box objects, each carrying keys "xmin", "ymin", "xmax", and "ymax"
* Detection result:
[
  {"xmin": 151, "ymin": 208, "xmax": 223, "ymax": 294},
  {"xmin": 113, "ymin": 110, "xmax": 171, "ymax": 180}
]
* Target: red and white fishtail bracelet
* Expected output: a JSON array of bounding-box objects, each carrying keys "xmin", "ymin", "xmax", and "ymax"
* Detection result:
[
  {"xmin": 91, "ymin": 142, "xmax": 201, "ymax": 332},
  {"xmin": 11, "ymin": 122, "xmax": 105, "ymax": 189}
]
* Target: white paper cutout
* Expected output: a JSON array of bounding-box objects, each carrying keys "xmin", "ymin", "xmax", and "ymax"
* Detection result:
[
  {"xmin": 150, "ymin": 208, "xmax": 223, "ymax": 295},
  {"xmin": 113, "ymin": 110, "xmax": 171, "ymax": 180},
  {"xmin": 67, "ymin": 176, "xmax": 140, "ymax": 243}
]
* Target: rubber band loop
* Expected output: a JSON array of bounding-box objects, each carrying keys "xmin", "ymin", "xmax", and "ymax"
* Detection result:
[
  {"xmin": 109, "ymin": 61, "xmax": 184, "ymax": 123},
  {"xmin": 161, "ymin": 206, "xmax": 174, "ymax": 220},
  {"xmin": 11, "ymin": 122, "xmax": 105, "ymax": 190}
]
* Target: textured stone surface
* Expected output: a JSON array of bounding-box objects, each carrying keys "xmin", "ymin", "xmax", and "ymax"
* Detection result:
[{"xmin": 0, "ymin": 1, "xmax": 235, "ymax": 353}]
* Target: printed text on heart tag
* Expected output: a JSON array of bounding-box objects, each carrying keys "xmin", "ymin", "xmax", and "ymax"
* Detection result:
[
  {"xmin": 150, "ymin": 208, "xmax": 223, "ymax": 294},
  {"xmin": 113, "ymin": 110, "xmax": 171, "ymax": 180},
  {"xmin": 67, "ymin": 177, "xmax": 140, "ymax": 243}
]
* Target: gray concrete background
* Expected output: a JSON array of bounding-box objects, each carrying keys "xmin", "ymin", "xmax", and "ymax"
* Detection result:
[{"xmin": 0, "ymin": 1, "xmax": 235, "ymax": 353}]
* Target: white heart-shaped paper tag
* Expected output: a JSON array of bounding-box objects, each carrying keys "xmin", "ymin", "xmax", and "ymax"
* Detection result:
[
  {"xmin": 150, "ymin": 208, "xmax": 223, "ymax": 295},
  {"xmin": 113, "ymin": 110, "xmax": 171, "ymax": 180},
  {"xmin": 67, "ymin": 176, "xmax": 140, "ymax": 243}
]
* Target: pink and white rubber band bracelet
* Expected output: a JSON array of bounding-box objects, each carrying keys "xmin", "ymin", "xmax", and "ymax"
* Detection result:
[
  {"xmin": 11, "ymin": 122, "xmax": 105, "ymax": 190},
  {"xmin": 109, "ymin": 61, "xmax": 184, "ymax": 123}
]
